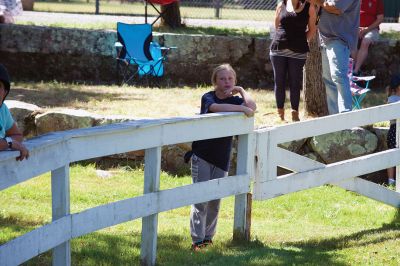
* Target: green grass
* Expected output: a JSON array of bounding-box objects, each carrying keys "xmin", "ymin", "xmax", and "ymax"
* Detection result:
[
  {"xmin": 17, "ymin": 19, "xmax": 269, "ymax": 37},
  {"xmin": 1, "ymin": 81, "xmax": 397, "ymax": 264},
  {"xmin": 381, "ymin": 30, "xmax": 400, "ymax": 40},
  {"xmin": 1, "ymin": 164, "xmax": 400, "ymax": 265},
  {"xmin": 9, "ymin": 81, "xmax": 389, "ymax": 127}
]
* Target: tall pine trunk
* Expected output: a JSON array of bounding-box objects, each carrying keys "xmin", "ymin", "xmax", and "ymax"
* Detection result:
[
  {"xmin": 160, "ymin": 2, "xmax": 182, "ymax": 28},
  {"xmin": 303, "ymin": 33, "xmax": 328, "ymax": 117}
]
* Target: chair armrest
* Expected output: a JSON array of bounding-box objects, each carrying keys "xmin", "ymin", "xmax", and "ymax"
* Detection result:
[{"xmin": 352, "ymin": 76, "xmax": 375, "ymax": 82}]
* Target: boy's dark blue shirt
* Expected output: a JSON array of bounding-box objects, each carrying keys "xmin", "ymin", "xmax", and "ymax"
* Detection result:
[{"xmin": 192, "ymin": 91, "xmax": 244, "ymax": 172}]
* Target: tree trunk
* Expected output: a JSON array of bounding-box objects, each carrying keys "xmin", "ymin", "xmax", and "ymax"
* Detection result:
[
  {"xmin": 303, "ymin": 33, "xmax": 328, "ymax": 117},
  {"xmin": 160, "ymin": 2, "xmax": 182, "ymax": 28}
]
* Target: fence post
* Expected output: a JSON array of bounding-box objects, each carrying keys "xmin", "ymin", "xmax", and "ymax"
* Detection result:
[
  {"xmin": 253, "ymin": 130, "xmax": 277, "ymax": 200},
  {"xmin": 51, "ymin": 165, "xmax": 71, "ymax": 266},
  {"xmin": 95, "ymin": 0, "xmax": 99, "ymax": 14},
  {"xmin": 214, "ymin": 0, "xmax": 221, "ymax": 18},
  {"xmin": 140, "ymin": 147, "xmax": 161, "ymax": 266},
  {"xmin": 233, "ymin": 133, "xmax": 253, "ymax": 241}
]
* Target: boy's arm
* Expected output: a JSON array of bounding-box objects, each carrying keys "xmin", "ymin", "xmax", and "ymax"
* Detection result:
[
  {"xmin": 236, "ymin": 86, "xmax": 257, "ymax": 111},
  {"xmin": 209, "ymin": 103, "xmax": 254, "ymax": 117}
]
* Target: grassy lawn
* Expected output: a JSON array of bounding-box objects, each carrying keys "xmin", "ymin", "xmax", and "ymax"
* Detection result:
[
  {"xmin": 1, "ymin": 82, "xmax": 396, "ymax": 265},
  {"xmin": 9, "ymin": 81, "xmax": 389, "ymax": 127},
  {"xmin": 33, "ymin": 1, "xmax": 276, "ymax": 21},
  {"xmin": 1, "ymin": 164, "xmax": 400, "ymax": 265}
]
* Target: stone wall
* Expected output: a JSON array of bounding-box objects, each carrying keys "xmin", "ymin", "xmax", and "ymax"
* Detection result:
[{"xmin": 0, "ymin": 24, "xmax": 399, "ymax": 88}]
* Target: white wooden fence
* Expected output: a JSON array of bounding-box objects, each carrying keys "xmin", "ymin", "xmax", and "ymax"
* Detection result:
[
  {"xmin": 1, "ymin": 103, "xmax": 400, "ymax": 265},
  {"xmin": 254, "ymin": 102, "xmax": 400, "ymax": 206},
  {"xmin": 0, "ymin": 113, "xmax": 254, "ymax": 266}
]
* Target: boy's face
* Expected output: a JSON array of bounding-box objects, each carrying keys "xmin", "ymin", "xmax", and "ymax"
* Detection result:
[{"xmin": 215, "ymin": 69, "xmax": 236, "ymax": 93}]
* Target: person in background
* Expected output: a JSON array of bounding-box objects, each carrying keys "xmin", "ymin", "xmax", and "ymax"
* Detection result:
[
  {"xmin": 307, "ymin": 0, "xmax": 360, "ymax": 114},
  {"xmin": 0, "ymin": 64, "xmax": 29, "ymax": 161},
  {"xmin": 0, "ymin": 0, "xmax": 23, "ymax": 23},
  {"xmin": 270, "ymin": 0, "xmax": 317, "ymax": 122},
  {"xmin": 352, "ymin": 0, "xmax": 384, "ymax": 76},
  {"xmin": 386, "ymin": 74, "xmax": 400, "ymax": 186},
  {"xmin": 188, "ymin": 64, "xmax": 256, "ymax": 251}
]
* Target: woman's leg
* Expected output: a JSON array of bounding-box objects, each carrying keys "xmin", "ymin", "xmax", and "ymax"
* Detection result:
[
  {"xmin": 270, "ymin": 54, "xmax": 288, "ymax": 120},
  {"xmin": 287, "ymin": 57, "xmax": 306, "ymax": 111}
]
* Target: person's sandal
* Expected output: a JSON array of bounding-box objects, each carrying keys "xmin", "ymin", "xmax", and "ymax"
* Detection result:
[
  {"xmin": 202, "ymin": 239, "xmax": 213, "ymax": 246},
  {"xmin": 191, "ymin": 241, "xmax": 205, "ymax": 252}
]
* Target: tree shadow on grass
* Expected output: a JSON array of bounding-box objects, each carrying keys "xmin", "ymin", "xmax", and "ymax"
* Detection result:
[
  {"xmin": 8, "ymin": 86, "xmax": 122, "ymax": 109},
  {"xmin": 7, "ymin": 210, "xmax": 400, "ymax": 265}
]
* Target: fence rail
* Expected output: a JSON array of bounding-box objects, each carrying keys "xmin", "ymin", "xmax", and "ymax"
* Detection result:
[
  {"xmin": 2, "ymin": 103, "xmax": 400, "ymax": 265},
  {"xmin": 254, "ymin": 103, "xmax": 400, "ymax": 207}
]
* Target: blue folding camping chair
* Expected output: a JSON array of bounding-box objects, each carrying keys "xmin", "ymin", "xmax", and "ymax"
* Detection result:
[{"xmin": 115, "ymin": 22, "xmax": 175, "ymax": 85}]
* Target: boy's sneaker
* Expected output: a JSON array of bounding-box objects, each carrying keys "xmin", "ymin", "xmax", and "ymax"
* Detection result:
[
  {"xmin": 191, "ymin": 241, "xmax": 204, "ymax": 252},
  {"xmin": 202, "ymin": 239, "xmax": 213, "ymax": 246},
  {"xmin": 388, "ymin": 178, "xmax": 396, "ymax": 186}
]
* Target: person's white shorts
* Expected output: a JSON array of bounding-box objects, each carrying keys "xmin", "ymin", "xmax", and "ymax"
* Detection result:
[{"xmin": 363, "ymin": 29, "xmax": 380, "ymax": 43}]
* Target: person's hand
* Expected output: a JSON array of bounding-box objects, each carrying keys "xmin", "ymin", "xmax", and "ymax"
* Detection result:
[
  {"xmin": 242, "ymin": 106, "xmax": 255, "ymax": 117},
  {"xmin": 223, "ymin": 86, "xmax": 243, "ymax": 97},
  {"xmin": 359, "ymin": 27, "xmax": 369, "ymax": 38},
  {"xmin": 11, "ymin": 141, "xmax": 29, "ymax": 161}
]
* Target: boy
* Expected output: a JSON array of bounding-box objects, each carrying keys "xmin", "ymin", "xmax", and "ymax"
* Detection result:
[
  {"xmin": 0, "ymin": 64, "xmax": 29, "ymax": 161},
  {"xmin": 189, "ymin": 64, "xmax": 256, "ymax": 251}
]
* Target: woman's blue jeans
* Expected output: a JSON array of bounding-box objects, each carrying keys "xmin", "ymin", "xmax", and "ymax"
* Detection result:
[{"xmin": 321, "ymin": 40, "xmax": 352, "ymax": 114}]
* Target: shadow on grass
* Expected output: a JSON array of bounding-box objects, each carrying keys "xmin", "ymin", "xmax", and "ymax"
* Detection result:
[
  {"xmin": 282, "ymin": 208, "xmax": 400, "ymax": 254},
  {"xmin": 7, "ymin": 209, "xmax": 400, "ymax": 265},
  {"xmin": 8, "ymin": 85, "xmax": 122, "ymax": 108}
]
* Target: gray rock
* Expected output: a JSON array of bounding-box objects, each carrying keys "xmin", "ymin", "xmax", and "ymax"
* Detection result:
[
  {"xmin": 278, "ymin": 138, "xmax": 308, "ymax": 153},
  {"xmin": 371, "ymin": 127, "xmax": 389, "ymax": 152},
  {"xmin": 35, "ymin": 109, "xmax": 96, "ymax": 135},
  {"xmin": 5, "ymin": 100, "xmax": 42, "ymax": 137},
  {"xmin": 309, "ymin": 127, "xmax": 378, "ymax": 164}
]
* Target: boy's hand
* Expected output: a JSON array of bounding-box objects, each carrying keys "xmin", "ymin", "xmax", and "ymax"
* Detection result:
[
  {"xmin": 224, "ymin": 86, "xmax": 244, "ymax": 97},
  {"xmin": 231, "ymin": 86, "xmax": 244, "ymax": 95},
  {"xmin": 242, "ymin": 106, "xmax": 255, "ymax": 117},
  {"xmin": 11, "ymin": 141, "xmax": 29, "ymax": 161}
]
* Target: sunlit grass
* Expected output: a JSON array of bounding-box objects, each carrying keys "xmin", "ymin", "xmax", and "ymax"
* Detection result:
[
  {"xmin": 1, "ymin": 164, "xmax": 400, "ymax": 265},
  {"xmin": 33, "ymin": 1, "xmax": 276, "ymax": 21},
  {"xmin": 9, "ymin": 81, "xmax": 389, "ymax": 127}
]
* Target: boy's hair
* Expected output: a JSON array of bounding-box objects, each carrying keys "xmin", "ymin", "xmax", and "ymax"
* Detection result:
[{"xmin": 211, "ymin": 64, "xmax": 237, "ymax": 87}]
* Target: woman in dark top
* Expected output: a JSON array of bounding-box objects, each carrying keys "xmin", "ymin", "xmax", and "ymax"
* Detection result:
[{"xmin": 270, "ymin": 0, "xmax": 316, "ymax": 121}]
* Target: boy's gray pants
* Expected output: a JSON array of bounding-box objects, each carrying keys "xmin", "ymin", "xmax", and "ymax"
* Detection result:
[{"xmin": 190, "ymin": 154, "xmax": 228, "ymax": 243}]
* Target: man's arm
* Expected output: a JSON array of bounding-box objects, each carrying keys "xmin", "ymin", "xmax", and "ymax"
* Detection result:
[
  {"xmin": 307, "ymin": 0, "xmax": 341, "ymax": 15},
  {"xmin": 360, "ymin": 14, "xmax": 384, "ymax": 37}
]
